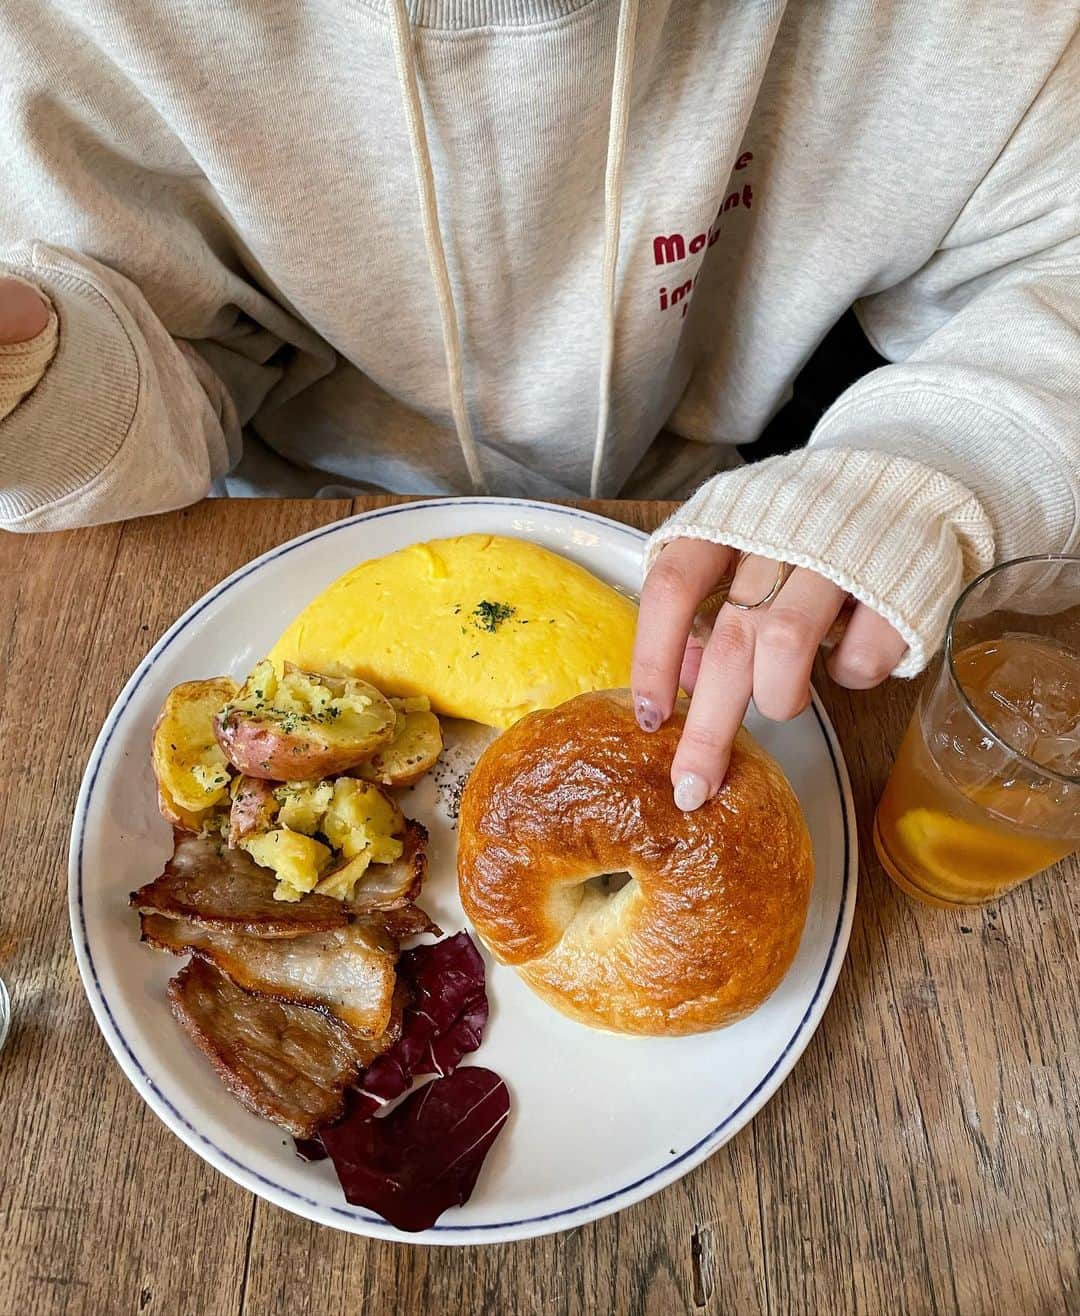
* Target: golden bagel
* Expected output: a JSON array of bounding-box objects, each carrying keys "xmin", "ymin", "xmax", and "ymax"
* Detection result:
[{"xmin": 458, "ymin": 690, "xmax": 814, "ymax": 1035}]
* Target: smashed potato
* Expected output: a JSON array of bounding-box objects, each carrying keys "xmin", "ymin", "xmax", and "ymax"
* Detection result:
[
  {"xmin": 355, "ymin": 697, "xmax": 443, "ymax": 787},
  {"xmin": 322, "ymin": 779, "xmax": 404, "ymax": 862},
  {"xmin": 227, "ymin": 776, "xmax": 280, "ymax": 846},
  {"xmin": 240, "ymin": 827, "xmax": 332, "ymax": 902},
  {"xmin": 214, "ymin": 660, "xmax": 396, "ymax": 780},
  {"xmin": 152, "ymin": 677, "xmax": 239, "ymax": 829},
  {"xmin": 232, "ymin": 778, "xmax": 403, "ymax": 902},
  {"xmin": 315, "ymin": 781, "xmax": 405, "ymax": 901},
  {"xmin": 274, "ymin": 779, "xmax": 334, "ymax": 834},
  {"xmin": 313, "ymin": 853, "xmax": 372, "ymax": 902}
]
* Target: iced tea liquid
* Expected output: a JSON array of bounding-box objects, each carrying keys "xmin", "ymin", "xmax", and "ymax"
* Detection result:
[{"xmin": 874, "ymin": 635, "xmax": 1080, "ymax": 907}]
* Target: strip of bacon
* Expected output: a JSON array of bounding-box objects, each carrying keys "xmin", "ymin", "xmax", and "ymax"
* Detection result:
[
  {"xmin": 144, "ymin": 913, "xmax": 398, "ymax": 1037},
  {"xmin": 131, "ymin": 833, "xmax": 350, "ymax": 937},
  {"xmin": 168, "ymin": 958, "xmax": 372, "ymax": 1137}
]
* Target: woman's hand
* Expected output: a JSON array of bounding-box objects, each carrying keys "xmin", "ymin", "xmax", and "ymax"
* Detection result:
[{"xmin": 632, "ymin": 539, "xmax": 907, "ymax": 810}]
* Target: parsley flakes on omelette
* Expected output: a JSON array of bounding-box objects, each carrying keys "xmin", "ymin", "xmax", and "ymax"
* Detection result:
[{"xmin": 269, "ymin": 534, "xmax": 637, "ymax": 729}]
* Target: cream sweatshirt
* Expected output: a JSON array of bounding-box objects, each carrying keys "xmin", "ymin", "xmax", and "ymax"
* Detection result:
[{"xmin": 1, "ymin": 1, "xmax": 1078, "ymax": 674}]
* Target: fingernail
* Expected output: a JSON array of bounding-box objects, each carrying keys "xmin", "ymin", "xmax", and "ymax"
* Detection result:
[
  {"xmin": 634, "ymin": 695, "xmax": 663, "ymax": 733},
  {"xmin": 673, "ymin": 772, "xmax": 709, "ymax": 812}
]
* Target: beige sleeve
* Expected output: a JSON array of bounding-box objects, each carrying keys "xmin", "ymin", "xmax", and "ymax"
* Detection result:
[
  {"xmin": 0, "ymin": 243, "xmax": 240, "ymax": 532},
  {"xmin": 0, "ymin": 283, "xmax": 58, "ymax": 420},
  {"xmin": 648, "ymin": 37, "xmax": 1080, "ymax": 681},
  {"xmin": 644, "ymin": 448, "xmax": 996, "ymax": 678}
]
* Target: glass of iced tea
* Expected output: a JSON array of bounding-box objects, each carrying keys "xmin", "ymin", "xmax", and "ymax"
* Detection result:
[{"xmin": 874, "ymin": 555, "xmax": 1080, "ymax": 907}]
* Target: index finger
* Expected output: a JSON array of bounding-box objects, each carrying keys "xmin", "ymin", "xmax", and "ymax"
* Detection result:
[
  {"xmin": 632, "ymin": 540, "xmax": 733, "ymax": 732},
  {"xmin": 669, "ymin": 603, "xmax": 756, "ymax": 808}
]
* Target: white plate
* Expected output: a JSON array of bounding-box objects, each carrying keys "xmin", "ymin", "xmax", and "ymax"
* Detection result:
[{"xmin": 69, "ymin": 497, "xmax": 856, "ymax": 1245}]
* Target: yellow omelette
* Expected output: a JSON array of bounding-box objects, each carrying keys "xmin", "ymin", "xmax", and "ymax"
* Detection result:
[{"xmin": 270, "ymin": 534, "xmax": 638, "ymax": 729}]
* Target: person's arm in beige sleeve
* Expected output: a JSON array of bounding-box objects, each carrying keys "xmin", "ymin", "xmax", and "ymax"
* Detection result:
[
  {"xmin": 0, "ymin": 19, "xmax": 337, "ymax": 534},
  {"xmin": 0, "ymin": 232, "xmax": 339, "ymax": 533},
  {"xmin": 0, "ymin": 242, "xmax": 252, "ymax": 533},
  {"xmin": 636, "ymin": 31, "xmax": 1079, "ymax": 804}
]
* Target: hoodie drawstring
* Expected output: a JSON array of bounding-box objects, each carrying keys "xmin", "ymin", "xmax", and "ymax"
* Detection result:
[
  {"xmin": 389, "ymin": 0, "xmax": 640, "ymax": 499},
  {"xmin": 589, "ymin": 0, "xmax": 639, "ymax": 497},
  {"xmin": 388, "ymin": 0, "xmax": 487, "ymax": 493}
]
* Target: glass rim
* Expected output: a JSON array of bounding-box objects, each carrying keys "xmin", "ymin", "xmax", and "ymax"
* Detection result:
[{"xmin": 944, "ymin": 553, "xmax": 1080, "ymax": 787}]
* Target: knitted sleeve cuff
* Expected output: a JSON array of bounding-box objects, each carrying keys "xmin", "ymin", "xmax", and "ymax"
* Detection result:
[
  {"xmin": 0, "ymin": 278, "xmax": 58, "ymax": 420},
  {"xmin": 644, "ymin": 447, "xmax": 996, "ymax": 678}
]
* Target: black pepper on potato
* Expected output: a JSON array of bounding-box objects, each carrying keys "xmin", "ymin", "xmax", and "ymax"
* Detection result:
[
  {"xmin": 353, "ymin": 698, "xmax": 444, "ymax": 788},
  {"xmin": 213, "ymin": 660, "xmax": 397, "ymax": 781},
  {"xmin": 152, "ymin": 675, "xmax": 240, "ymax": 832},
  {"xmin": 227, "ymin": 776, "xmax": 280, "ymax": 846}
]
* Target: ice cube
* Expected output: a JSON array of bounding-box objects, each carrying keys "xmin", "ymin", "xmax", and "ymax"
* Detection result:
[{"xmin": 971, "ymin": 635, "xmax": 1080, "ymax": 774}]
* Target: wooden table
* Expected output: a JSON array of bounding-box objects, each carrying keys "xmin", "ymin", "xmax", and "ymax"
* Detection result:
[{"xmin": 1, "ymin": 497, "xmax": 1076, "ymax": 1316}]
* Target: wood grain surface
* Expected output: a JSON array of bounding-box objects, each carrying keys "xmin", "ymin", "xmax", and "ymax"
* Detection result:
[{"xmin": 0, "ymin": 497, "xmax": 1076, "ymax": 1316}]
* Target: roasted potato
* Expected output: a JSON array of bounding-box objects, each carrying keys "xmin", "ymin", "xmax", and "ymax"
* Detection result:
[
  {"xmin": 239, "ymin": 827, "xmax": 333, "ymax": 902},
  {"xmin": 152, "ymin": 677, "xmax": 239, "ymax": 830},
  {"xmin": 227, "ymin": 776, "xmax": 280, "ymax": 846},
  {"xmin": 214, "ymin": 660, "xmax": 396, "ymax": 780},
  {"xmin": 274, "ymin": 779, "xmax": 334, "ymax": 834},
  {"xmin": 315, "ymin": 781, "xmax": 406, "ymax": 901},
  {"xmin": 315, "ymin": 852, "xmax": 374, "ymax": 902},
  {"xmin": 322, "ymin": 778, "xmax": 404, "ymax": 861},
  {"xmin": 354, "ymin": 697, "xmax": 443, "ymax": 787},
  {"xmin": 233, "ymin": 778, "xmax": 404, "ymax": 903},
  {"xmin": 156, "ymin": 785, "xmax": 208, "ymax": 835}
]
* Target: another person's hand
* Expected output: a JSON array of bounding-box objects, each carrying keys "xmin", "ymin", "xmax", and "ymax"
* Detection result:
[
  {"xmin": 0, "ymin": 275, "xmax": 50, "ymax": 345},
  {"xmin": 632, "ymin": 538, "xmax": 907, "ymax": 810}
]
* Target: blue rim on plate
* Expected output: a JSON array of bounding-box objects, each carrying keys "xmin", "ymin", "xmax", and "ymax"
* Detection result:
[{"xmin": 68, "ymin": 498, "xmax": 856, "ymax": 1239}]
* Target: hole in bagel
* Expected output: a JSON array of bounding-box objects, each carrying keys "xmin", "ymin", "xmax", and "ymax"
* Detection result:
[
  {"xmin": 584, "ymin": 870, "xmax": 633, "ymax": 896},
  {"xmin": 552, "ymin": 869, "xmax": 640, "ymax": 952},
  {"xmin": 543, "ymin": 871, "xmax": 640, "ymax": 951}
]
